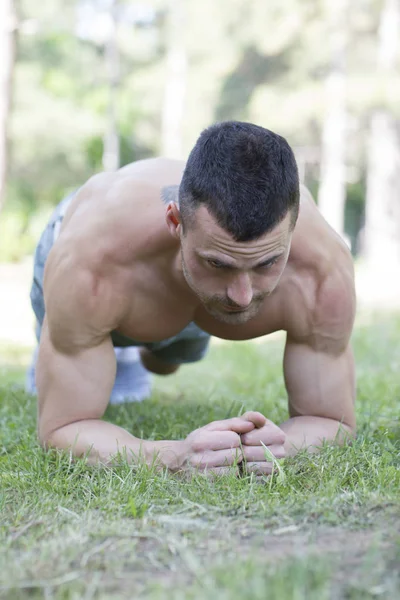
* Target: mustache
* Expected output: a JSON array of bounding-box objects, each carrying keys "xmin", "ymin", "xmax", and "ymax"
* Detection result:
[{"xmin": 209, "ymin": 294, "xmax": 265, "ymax": 308}]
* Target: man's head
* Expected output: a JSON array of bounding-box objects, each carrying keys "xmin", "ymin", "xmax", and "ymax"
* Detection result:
[{"xmin": 166, "ymin": 121, "xmax": 300, "ymax": 324}]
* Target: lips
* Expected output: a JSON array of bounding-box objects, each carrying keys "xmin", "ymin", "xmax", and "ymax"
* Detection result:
[{"xmin": 222, "ymin": 305, "xmax": 247, "ymax": 313}]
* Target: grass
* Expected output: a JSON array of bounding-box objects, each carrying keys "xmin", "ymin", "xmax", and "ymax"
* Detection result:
[{"xmin": 0, "ymin": 313, "xmax": 400, "ymax": 599}]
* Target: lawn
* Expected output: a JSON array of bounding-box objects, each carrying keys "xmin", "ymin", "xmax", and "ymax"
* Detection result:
[{"xmin": 0, "ymin": 314, "xmax": 399, "ymax": 599}]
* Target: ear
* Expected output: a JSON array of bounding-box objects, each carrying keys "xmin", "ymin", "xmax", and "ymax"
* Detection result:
[{"xmin": 165, "ymin": 202, "xmax": 182, "ymax": 239}]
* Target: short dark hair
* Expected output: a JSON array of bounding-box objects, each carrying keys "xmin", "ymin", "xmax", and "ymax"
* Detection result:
[{"xmin": 179, "ymin": 121, "xmax": 300, "ymax": 242}]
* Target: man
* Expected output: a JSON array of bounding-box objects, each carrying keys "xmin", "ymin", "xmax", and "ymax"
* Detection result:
[{"xmin": 28, "ymin": 121, "xmax": 356, "ymax": 475}]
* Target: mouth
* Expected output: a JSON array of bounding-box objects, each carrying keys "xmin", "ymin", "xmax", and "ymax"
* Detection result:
[{"xmin": 221, "ymin": 305, "xmax": 248, "ymax": 313}]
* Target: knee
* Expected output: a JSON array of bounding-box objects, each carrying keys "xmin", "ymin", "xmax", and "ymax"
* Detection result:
[{"xmin": 139, "ymin": 348, "xmax": 180, "ymax": 376}]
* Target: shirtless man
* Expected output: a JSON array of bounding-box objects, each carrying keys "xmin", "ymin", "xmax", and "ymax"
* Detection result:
[{"xmin": 28, "ymin": 121, "xmax": 356, "ymax": 475}]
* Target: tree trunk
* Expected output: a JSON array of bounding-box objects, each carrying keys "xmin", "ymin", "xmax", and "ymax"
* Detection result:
[
  {"xmin": 102, "ymin": 0, "xmax": 120, "ymax": 172},
  {"xmin": 318, "ymin": 0, "xmax": 348, "ymax": 239},
  {"xmin": 0, "ymin": 0, "xmax": 17, "ymax": 213},
  {"xmin": 161, "ymin": 0, "xmax": 187, "ymax": 159},
  {"xmin": 364, "ymin": 0, "xmax": 400, "ymax": 269}
]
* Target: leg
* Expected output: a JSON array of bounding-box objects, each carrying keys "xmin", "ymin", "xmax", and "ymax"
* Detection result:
[
  {"xmin": 146, "ymin": 323, "xmax": 211, "ymax": 368},
  {"xmin": 110, "ymin": 347, "xmax": 152, "ymax": 404},
  {"xmin": 139, "ymin": 346, "xmax": 180, "ymax": 375}
]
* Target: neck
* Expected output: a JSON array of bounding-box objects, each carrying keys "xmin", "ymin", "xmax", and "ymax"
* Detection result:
[{"xmin": 169, "ymin": 247, "xmax": 200, "ymax": 307}]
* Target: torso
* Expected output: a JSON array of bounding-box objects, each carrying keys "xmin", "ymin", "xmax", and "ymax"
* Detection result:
[{"xmin": 47, "ymin": 158, "xmax": 353, "ymax": 346}]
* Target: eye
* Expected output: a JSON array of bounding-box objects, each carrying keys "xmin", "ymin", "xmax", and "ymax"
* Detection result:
[
  {"xmin": 256, "ymin": 258, "xmax": 278, "ymax": 270},
  {"xmin": 207, "ymin": 259, "xmax": 225, "ymax": 269}
]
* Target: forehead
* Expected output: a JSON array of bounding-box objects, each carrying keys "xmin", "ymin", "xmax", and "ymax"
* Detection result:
[{"xmin": 186, "ymin": 205, "xmax": 292, "ymax": 257}]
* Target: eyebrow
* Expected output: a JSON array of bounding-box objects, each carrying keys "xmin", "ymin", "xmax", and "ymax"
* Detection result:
[{"xmin": 199, "ymin": 253, "xmax": 284, "ymax": 269}]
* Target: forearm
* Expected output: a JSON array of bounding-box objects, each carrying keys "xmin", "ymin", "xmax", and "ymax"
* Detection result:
[
  {"xmin": 279, "ymin": 416, "xmax": 355, "ymax": 456},
  {"xmin": 43, "ymin": 419, "xmax": 183, "ymax": 470}
]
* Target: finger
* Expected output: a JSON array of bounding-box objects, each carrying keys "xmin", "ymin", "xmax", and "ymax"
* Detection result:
[
  {"xmin": 242, "ymin": 444, "xmax": 286, "ymax": 462},
  {"xmin": 240, "ymin": 411, "xmax": 267, "ymax": 428},
  {"xmin": 191, "ymin": 448, "xmax": 243, "ymax": 469},
  {"xmin": 241, "ymin": 422, "xmax": 286, "ymax": 446},
  {"xmin": 192, "ymin": 430, "xmax": 241, "ymax": 452},
  {"xmin": 208, "ymin": 431, "xmax": 242, "ymax": 451},
  {"xmin": 244, "ymin": 461, "xmax": 275, "ymax": 475},
  {"xmin": 205, "ymin": 417, "xmax": 255, "ymax": 434}
]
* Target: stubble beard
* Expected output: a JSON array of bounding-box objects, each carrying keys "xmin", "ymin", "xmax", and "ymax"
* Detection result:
[{"xmin": 181, "ymin": 256, "xmax": 263, "ymax": 325}]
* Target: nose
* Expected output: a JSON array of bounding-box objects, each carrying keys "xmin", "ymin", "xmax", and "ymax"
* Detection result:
[{"xmin": 226, "ymin": 273, "xmax": 253, "ymax": 308}]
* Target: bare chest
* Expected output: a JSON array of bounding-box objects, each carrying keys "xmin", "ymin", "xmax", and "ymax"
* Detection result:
[{"xmin": 113, "ymin": 268, "xmax": 195, "ymax": 343}]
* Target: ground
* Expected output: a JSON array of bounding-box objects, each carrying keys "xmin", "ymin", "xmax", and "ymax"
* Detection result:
[{"xmin": 0, "ymin": 263, "xmax": 400, "ymax": 599}]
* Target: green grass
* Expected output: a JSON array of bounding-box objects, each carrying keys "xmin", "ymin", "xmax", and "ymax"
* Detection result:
[{"xmin": 1, "ymin": 313, "xmax": 400, "ymax": 599}]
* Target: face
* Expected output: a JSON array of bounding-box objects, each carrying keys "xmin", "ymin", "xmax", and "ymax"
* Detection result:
[{"xmin": 173, "ymin": 205, "xmax": 293, "ymax": 325}]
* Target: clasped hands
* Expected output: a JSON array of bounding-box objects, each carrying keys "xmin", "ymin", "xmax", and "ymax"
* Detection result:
[{"xmin": 181, "ymin": 411, "xmax": 286, "ymax": 476}]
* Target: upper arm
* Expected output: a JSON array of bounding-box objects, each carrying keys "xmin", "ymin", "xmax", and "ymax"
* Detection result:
[
  {"xmin": 37, "ymin": 253, "xmax": 125, "ymax": 443},
  {"xmin": 283, "ymin": 266, "xmax": 356, "ymax": 429},
  {"xmin": 37, "ymin": 319, "xmax": 117, "ymax": 444}
]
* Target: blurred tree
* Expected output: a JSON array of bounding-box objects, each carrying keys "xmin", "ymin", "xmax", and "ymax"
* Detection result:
[
  {"xmin": 364, "ymin": 0, "xmax": 400, "ymax": 267},
  {"xmin": 3, "ymin": 0, "xmax": 400, "ymax": 264},
  {"xmin": 103, "ymin": 0, "xmax": 120, "ymax": 171},
  {"xmin": 215, "ymin": 47, "xmax": 285, "ymax": 122},
  {"xmin": 161, "ymin": 0, "xmax": 187, "ymax": 158},
  {"xmin": 0, "ymin": 0, "xmax": 17, "ymax": 213},
  {"xmin": 317, "ymin": 0, "xmax": 348, "ymax": 239}
]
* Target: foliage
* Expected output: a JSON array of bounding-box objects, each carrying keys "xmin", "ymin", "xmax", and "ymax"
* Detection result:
[{"xmin": 2, "ymin": 0, "xmax": 399, "ymax": 260}]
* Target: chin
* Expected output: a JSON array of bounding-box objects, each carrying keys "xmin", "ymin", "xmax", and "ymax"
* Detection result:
[{"xmin": 205, "ymin": 305, "xmax": 258, "ymax": 325}]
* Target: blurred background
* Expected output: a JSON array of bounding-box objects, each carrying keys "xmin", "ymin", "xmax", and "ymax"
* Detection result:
[{"xmin": 0, "ymin": 0, "xmax": 399, "ymax": 353}]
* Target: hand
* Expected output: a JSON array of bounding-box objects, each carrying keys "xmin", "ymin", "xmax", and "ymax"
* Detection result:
[
  {"xmin": 179, "ymin": 416, "xmax": 257, "ymax": 474},
  {"xmin": 240, "ymin": 413, "xmax": 286, "ymax": 475}
]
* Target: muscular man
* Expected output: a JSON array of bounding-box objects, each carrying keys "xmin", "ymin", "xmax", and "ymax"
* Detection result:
[{"xmin": 28, "ymin": 121, "xmax": 356, "ymax": 475}]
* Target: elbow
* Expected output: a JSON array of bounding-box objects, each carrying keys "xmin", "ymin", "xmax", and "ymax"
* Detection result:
[
  {"xmin": 336, "ymin": 420, "xmax": 356, "ymax": 446},
  {"xmin": 38, "ymin": 422, "xmax": 57, "ymax": 449},
  {"xmin": 37, "ymin": 416, "xmax": 49, "ymax": 448},
  {"xmin": 37, "ymin": 419, "xmax": 107, "ymax": 466},
  {"xmin": 343, "ymin": 411, "xmax": 357, "ymax": 436},
  {"xmin": 37, "ymin": 415, "xmax": 68, "ymax": 450}
]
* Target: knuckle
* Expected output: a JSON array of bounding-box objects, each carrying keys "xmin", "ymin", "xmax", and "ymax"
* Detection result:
[
  {"xmin": 240, "ymin": 432, "xmax": 252, "ymax": 444},
  {"xmin": 191, "ymin": 439, "xmax": 207, "ymax": 453},
  {"xmin": 278, "ymin": 433, "xmax": 286, "ymax": 445},
  {"xmin": 254, "ymin": 411, "xmax": 265, "ymax": 420},
  {"xmin": 204, "ymin": 421, "xmax": 219, "ymax": 431},
  {"xmin": 229, "ymin": 433, "xmax": 240, "ymax": 448},
  {"xmin": 240, "ymin": 412, "xmax": 251, "ymax": 421},
  {"xmin": 275, "ymin": 446, "xmax": 286, "ymax": 458},
  {"xmin": 224, "ymin": 451, "xmax": 237, "ymax": 465}
]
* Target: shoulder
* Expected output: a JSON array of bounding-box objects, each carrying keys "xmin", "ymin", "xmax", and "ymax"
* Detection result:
[
  {"xmin": 43, "ymin": 240, "xmax": 129, "ymax": 353},
  {"xmin": 283, "ymin": 242, "xmax": 355, "ymax": 355},
  {"xmin": 73, "ymin": 159, "xmax": 185, "ymax": 217},
  {"xmin": 299, "ymin": 183, "xmax": 315, "ymax": 206},
  {"xmin": 312, "ymin": 255, "xmax": 356, "ymax": 351}
]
